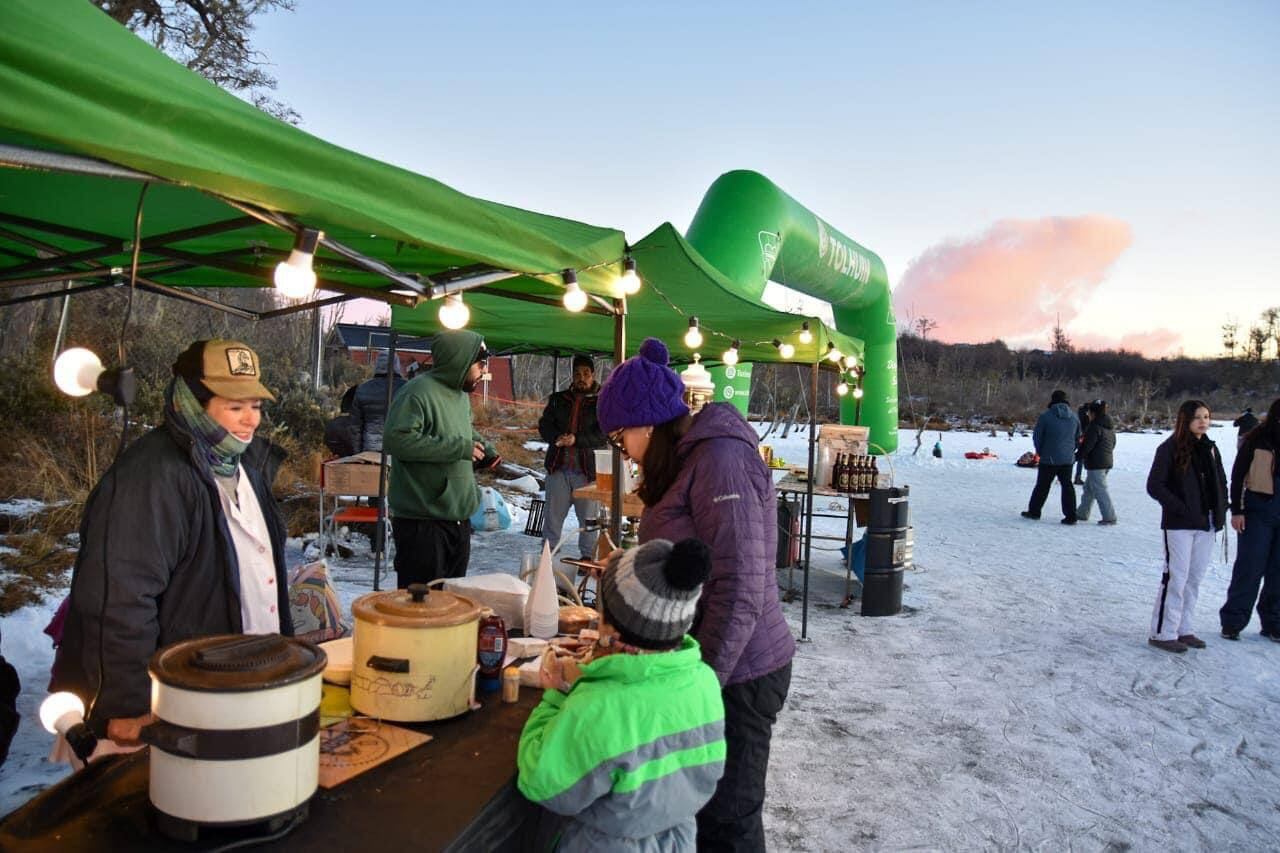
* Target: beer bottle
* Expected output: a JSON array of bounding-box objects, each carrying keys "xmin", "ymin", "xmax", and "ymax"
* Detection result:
[
  {"xmin": 870, "ymin": 456, "xmax": 880, "ymax": 490},
  {"xmin": 831, "ymin": 453, "xmax": 843, "ymax": 490},
  {"xmin": 838, "ymin": 453, "xmax": 851, "ymax": 492}
]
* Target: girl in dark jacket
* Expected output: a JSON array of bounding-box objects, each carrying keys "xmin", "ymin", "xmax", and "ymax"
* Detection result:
[
  {"xmin": 1220, "ymin": 397, "xmax": 1280, "ymax": 642},
  {"xmin": 1145, "ymin": 400, "xmax": 1228, "ymax": 653},
  {"xmin": 51, "ymin": 340, "xmax": 292, "ymax": 754},
  {"xmin": 597, "ymin": 338, "xmax": 794, "ymax": 852},
  {"xmin": 1075, "ymin": 400, "xmax": 1118, "ymax": 524}
]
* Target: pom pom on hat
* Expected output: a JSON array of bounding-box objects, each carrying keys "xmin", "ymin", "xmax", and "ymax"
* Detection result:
[
  {"xmin": 600, "ymin": 537, "xmax": 710, "ymax": 649},
  {"xmin": 665, "ymin": 539, "xmax": 711, "ymax": 591},
  {"xmin": 597, "ymin": 337, "xmax": 690, "ymax": 433}
]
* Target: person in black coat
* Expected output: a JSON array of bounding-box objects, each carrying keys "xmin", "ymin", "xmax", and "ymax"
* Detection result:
[
  {"xmin": 1074, "ymin": 403, "xmax": 1091, "ymax": 484},
  {"xmin": 1220, "ymin": 397, "xmax": 1280, "ymax": 641},
  {"xmin": 351, "ymin": 350, "xmax": 408, "ymax": 452},
  {"xmin": 1145, "ymin": 399, "xmax": 1227, "ymax": 653},
  {"xmin": 51, "ymin": 340, "xmax": 294, "ymax": 750},
  {"xmin": 1076, "ymin": 400, "xmax": 1118, "ymax": 524},
  {"xmin": 538, "ymin": 354, "xmax": 607, "ymax": 558},
  {"xmin": 1234, "ymin": 407, "xmax": 1260, "ymax": 449}
]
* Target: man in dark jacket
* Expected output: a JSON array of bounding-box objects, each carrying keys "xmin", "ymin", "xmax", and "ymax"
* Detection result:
[
  {"xmin": 351, "ymin": 350, "xmax": 407, "ymax": 453},
  {"xmin": 322, "ymin": 385, "xmax": 358, "ymax": 458},
  {"xmin": 538, "ymin": 354, "xmax": 606, "ymax": 558},
  {"xmin": 1234, "ymin": 407, "xmax": 1259, "ymax": 449},
  {"xmin": 384, "ymin": 330, "xmax": 498, "ymax": 587},
  {"xmin": 1023, "ymin": 389, "xmax": 1082, "ymax": 523},
  {"xmin": 1076, "ymin": 400, "xmax": 1118, "ymax": 524}
]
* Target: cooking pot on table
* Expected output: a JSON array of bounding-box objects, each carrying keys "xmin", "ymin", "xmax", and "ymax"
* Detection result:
[
  {"xmin": 143, "ymin": 633, "xmax": 326, "ymax": 839},
  {"xmin": 350, "ymin": 583, "xmax": 483, "ymax": 722}
]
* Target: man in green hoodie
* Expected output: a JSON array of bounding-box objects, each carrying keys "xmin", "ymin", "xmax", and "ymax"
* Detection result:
[{"xmin": 383, "ymin": 330, "xmax": 498, "ymax": 587}]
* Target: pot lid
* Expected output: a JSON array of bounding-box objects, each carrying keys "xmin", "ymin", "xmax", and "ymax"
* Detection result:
[
  {"xmin": 150, "ymin": 634, "xmax": 326, "ymax": 692},
  {"xmin": 352, "ymin": 583, "xmax": 482, "ymax": 629}
]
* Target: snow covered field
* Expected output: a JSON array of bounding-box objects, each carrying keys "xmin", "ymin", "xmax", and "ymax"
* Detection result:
[{"xmin": 3, "ymin": 420, "xmax": 1278, "ymax": 851}]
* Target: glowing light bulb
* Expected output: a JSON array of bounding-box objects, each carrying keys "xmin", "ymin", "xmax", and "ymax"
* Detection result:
[
  {"xmin": 272, "ymin": 228, "xmax": 322, "ymax": 299},
  {"xmin": 438, "ymin": 293, "xmax": 470, "ymax": 329},
  {"xmin": 561, "ymin": 269, "xmax": 587, "ymax": 312},
  {"xmin": 53, "ymin": 347, "xmax": 104, "ymax": 397},
  {"xmin": 684, "ymin": 317, "xmax": 703, "ymax": 349},
  {"xmin": 844, "ymin": 355, "xmax": 858, "ymax": 369},
  {"xmin": 39, "ymin": 691, "xmax": 85, "ymax": 735},
  {"xmin": 853, "ymin": 386, "xmax": 864, "ymax": 399},
  {"xmin": 836, "ymin": 380, "xmax": 849, "ymax": 396},
  {"xmin": 825, "ymin": 344, "xmax": 842, "ymax": 364},
  {"xmin": 722, "ymin": 339, "xmax": 740, "ymax": 366},
  {"xmin": 772, "ymin": 339, "xmax": 796, "ymax": 359},
  {"xmin": 618, "ymin": 256, "xmax": 641, "ymax": 296},
  {"xmin": 798, "ymin": 322, "xmax": 813, "ymax": 345}
]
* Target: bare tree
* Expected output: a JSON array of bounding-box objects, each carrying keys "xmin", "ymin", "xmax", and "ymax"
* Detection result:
[
  {"xmin": 915, "ymin": 317, "xmax": 938, "ymax": 342},
  {"xmin": 1263, "ymin": 307, "xmax": 1280, "ymax": 360},
  {"xmin": 1248, "ymin": 325, "xmax": 1268, "ymax": 362},
  {"xmin": 1221, "ymin": 320, "xmax": 1238, "ymax": 361},
  {"xmin": 95, "ymin": 0, "xmax": 300, "ymax": 122}
]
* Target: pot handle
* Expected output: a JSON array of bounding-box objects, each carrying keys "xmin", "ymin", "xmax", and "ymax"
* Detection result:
[
  {"xmin": 139, "ymin": 719, "xmax": 199, "ymax": 758},
  {"xmin": 366, "ymin": 655, "xmax": 410, "ymax": 673},
  {"xmin": 408, "ymin": 583, "xmax": 430, "ymax": 602}
]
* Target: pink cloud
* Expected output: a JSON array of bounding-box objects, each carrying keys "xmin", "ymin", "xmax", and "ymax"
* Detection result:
[
  {"xmin": 894, "ymin": 216, "xmax": 1137, "ymax": 348},
  {"xmin": 1069, "ymin": 329, "xmax": 1184, "ymax": 358}
]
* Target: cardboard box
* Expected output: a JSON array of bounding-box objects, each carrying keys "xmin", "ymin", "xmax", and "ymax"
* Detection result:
[
  {"xmin": 323, "ymin": 452, "xmax": 388, "ymax": 496},
  {"xmin": 817, "ymin": 425, "xmax": 872, "ymax": 487}
]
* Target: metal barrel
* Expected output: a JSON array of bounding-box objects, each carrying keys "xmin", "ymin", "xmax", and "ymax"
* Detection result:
[{"xmin": 861, "ymin": 486, "xmax": 909, "ymax": 617}]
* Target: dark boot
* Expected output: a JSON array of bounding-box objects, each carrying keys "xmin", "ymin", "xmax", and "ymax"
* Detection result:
[
  {"xmin": 1177, "ymin": 634, "xmax": 1207, "ymax": 649},
  {"xmin": 1148, "ymin": 638, "xmax": 1188, "ymax": 653}
]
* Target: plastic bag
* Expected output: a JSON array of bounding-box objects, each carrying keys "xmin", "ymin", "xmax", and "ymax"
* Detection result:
[{"xmin": 469, "ymin": 486, "xmax": 512, "ymax": 532}]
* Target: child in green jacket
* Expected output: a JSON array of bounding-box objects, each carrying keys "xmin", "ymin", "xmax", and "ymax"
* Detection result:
[{"xmin": 517, "ymin": 538, "xmax": 725, "ymax": 852}]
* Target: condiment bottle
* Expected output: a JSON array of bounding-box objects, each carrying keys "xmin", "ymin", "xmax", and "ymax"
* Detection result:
[
  {"xmin": 477, "ymin": 611, "xmax": 507, "ymax": 692},
  {"xmin": 502, "ymin": 666, "xmax": 520, "ymax": 703}
]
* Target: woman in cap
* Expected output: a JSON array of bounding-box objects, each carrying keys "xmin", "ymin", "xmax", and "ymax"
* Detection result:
[
  {"xmin": 51, "ymin": 340, "xmax": 293, "ymax": 752},
  {"xmin": 596, "ymin": 337, "xmax": 794, "ymax": 851}
]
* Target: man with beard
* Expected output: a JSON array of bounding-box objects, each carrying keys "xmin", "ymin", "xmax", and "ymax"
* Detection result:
[
  {"xmin": 384, "ymin": 330, "xmax": 499, "ymax": 586},
  {"xmin": 538, "ymin": 354, "xmax": 607, "ymax": 559}
]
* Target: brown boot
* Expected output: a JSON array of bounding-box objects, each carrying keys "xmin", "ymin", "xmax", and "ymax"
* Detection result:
[
  {"xmin": 1177, "ymin": 634, "xmax": 1206, "ymax": 649},
  {"xmin": 1148, "ymin": 638, "xmax": 1188, "ymax": 653}
]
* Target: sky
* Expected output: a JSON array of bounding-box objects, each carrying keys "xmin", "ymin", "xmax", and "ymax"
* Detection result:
[{"xmin": 249, "ymin": 1, "xmax": 1280, "ymax": 357}]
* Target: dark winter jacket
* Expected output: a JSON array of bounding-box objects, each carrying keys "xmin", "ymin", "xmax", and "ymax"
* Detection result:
[
  {"xmin": 638, "ymin": 404, "xmax": 795, "ymax": 687},
  {"xmin": 383, "ymin": 330, "xmax": 494, "ymax": 521},
  {"xmin": 1146, "ymin": 435, "xmax": 1228, "ymax": 531},
  {"xmin": 1078, "ymin": 414, "xmax": 1116, "ymax": 470},
  {"xmin": 538, "ymin": 383, "xmax": 605, "ymax": 477},
  {"xmin": 50, "ymin": 424, "xmax": 293, "ymax": 735},
  {"xmin": 1234, "ymin": 411, "xmax": 1260, "ymax": 439},
  {"xmin": 1032, "ymin": 403, "xmax": 1081, "ymax": 466},
  {"xmin": 351, "ymin": 352, "xmax": 408, "ymax": 452},
  {"xmin": 1230, "ymin": 432, "xmax": 1278, "ymax": 515}
]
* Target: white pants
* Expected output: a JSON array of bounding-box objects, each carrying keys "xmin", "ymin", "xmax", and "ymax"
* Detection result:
[{"xmin": 1149, "ymin": 528, "xmax": 1216, "ymax": 641}]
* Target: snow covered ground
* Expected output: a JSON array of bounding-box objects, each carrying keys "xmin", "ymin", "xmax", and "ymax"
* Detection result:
[{"xmin": 3, "ymin": 420, "xmax": 1278, "ymax": 851}]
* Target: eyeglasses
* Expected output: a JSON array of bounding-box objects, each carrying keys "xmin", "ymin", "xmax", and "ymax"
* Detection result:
[{"xmin": 608, "ymin": 428, "xmax": 626, "ymax": 449}]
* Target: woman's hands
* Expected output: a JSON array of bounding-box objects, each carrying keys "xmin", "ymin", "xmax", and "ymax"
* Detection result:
[
  {"xmin": 106, "ymin": 713, "xmax": 155, "ymax": 747},
  {"xmin": 1231, "ymin": 514, "xmax": 1246, "ymax": 533}
]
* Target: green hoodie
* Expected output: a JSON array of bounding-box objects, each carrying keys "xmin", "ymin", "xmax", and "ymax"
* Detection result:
[{"xmin": 383, "ymin": 330, "xmax": 494, "ymax": 521}]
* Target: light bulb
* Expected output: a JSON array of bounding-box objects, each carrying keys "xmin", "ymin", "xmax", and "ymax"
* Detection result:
[
  {"xmin": 563, "ymin": 283, "xmax": 588, "ymax": 312},
  {"xmin": 853, "ymin": 386, "xmax": 864, "ymax": 399},
  {"xmin": 618, "ymin": 257, "xmax": 641, "ymax": 296},
  {"xmin": 39, "ymin": 691, "xmax": 85, "ymax": 735},
  {"xmin": 798, "ymin": 322, "xmax": 813, "ymax": 345},
  {"xmin": 438, "ymin": 293, "xmax": 470, "ymax": 329},
  {"xmin": 844, "ymin": 355, "xmax": 858, "ymax": 369},
  {"xmin": 779, "ymin": 342, "xmax": 795, "ymax": 359},
  {"xmin": 722, "ymin": 339, "xmax": 740, "ymax": 366},
  {"xmin": 684, "ymin": 317, "xmax": 703, "ymax": 350},
  {"xmin": 53, "ymin": 347, "xmax": 104, "ymax": 397},
  {"xmin": 274, "ymin": 249, "xmax": 317, "ymax": 298},
  {"xmin": 825, "ymin": 344, "xmax": 842, "ymax": 363},
  {"xmin": 836, "ymin": 380, "xmax": 849, "ymax": 396}
]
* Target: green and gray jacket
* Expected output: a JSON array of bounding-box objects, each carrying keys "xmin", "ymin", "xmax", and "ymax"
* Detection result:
[
  {"xmin": 383, "ymin": 330, "xmax": 494, "ymax": 521},
  {"xmin": 517, "ymin": 636, "xmax": 725, "ymax": 852}
]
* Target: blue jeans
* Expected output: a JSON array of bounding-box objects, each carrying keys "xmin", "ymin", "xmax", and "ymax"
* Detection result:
[
  {"xmin": 1219, "ymin": 491, "xmax": 1280, "ymax": 634},
  {"xmin": 542, "ymin": 468, "xmax": 599, "ymax": 559},
  {"xmin": 1076, "ymin": 468, "xmax": 1116, "ymax": 522}
]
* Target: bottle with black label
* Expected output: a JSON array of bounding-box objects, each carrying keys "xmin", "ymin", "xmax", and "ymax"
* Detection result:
[{"xmin": 838, "ymin": 453, "xmax": 851, "ymax": 492}]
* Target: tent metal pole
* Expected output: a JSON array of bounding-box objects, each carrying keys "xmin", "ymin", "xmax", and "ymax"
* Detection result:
[
  {"xmin": 0, "ymin": 259, "xmax": 181, "ymax": 290},
  {"xmin": 610, "ymin": 298, "xmax": 627, "ymax": 543},
  {"xmin": 800, "ymin": 360, "xmax": 818, "ymax": 642},
  {"xmin": 51, "ymin": 281, "xmax": 74, "ymax": 367},
  {"xmin": 374, "ymin": 329, "xmax": 399, "ymax": 591},
  {"xmin": 132, "ymin": 278, "xmax": 259, "ymax": 320},
  {"xmin": 0, "ymin": 279, "xmax": 114, "ymax": 310},
  {"xmin": 257, "ymin": 293, "xmax": 357, "ymax": 320}
]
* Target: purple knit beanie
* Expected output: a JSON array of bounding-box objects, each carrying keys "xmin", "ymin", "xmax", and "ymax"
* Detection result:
[{"xmin": 597, "ymin": 338, "xmax": 690, "ymax": 433}]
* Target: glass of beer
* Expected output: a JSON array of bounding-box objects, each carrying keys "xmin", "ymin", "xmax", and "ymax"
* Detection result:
[{"xmin": 594, "ymin": 449, "xmax": 614, "ymax": 492}]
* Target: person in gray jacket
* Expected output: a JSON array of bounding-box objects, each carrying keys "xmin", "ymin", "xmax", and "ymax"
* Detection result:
[
  {"xmin": 1022, "ymin": 389, "xmax": 1082, "ymax": 524},
  {"xmin": 1076, "ymin": 400, "xmax": 1118, "ymax": 525}
]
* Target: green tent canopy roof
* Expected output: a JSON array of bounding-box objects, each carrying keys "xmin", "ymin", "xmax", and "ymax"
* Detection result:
[
  {"xmin": 392, "ymin": 223, "xmax": 864, "ymax": 366},
  {"xmin": 0, "ymin": 0, "xmax": 627, "ymax": 304}
]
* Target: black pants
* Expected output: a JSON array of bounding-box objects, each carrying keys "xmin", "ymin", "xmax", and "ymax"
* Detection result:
[
  {"xmin": 697, "ymin": 662, "xmax": 792, "ymax": 852},
  {"xmin": 1027, "ymin": 464, "xmax": 1077, "ymax": 521},
  {"xmin": 392, "ymin": 518, "xmax": 472, "ymax": 590}
]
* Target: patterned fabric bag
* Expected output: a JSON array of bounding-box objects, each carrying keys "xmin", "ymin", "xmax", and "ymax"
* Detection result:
[{"xmin": 288, "ymin": 560, "xmax": 349, "ymax": 643}]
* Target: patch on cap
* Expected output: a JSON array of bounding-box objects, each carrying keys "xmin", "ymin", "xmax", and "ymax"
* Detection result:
[{"xmin": 199, "ymin": 340, "xmax": 275, "ymax": 401}]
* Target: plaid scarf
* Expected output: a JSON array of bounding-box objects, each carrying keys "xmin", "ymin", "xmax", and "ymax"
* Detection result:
[{"xmin": 165, "ymin": 378, "xmax": 249, "ymax": 478}]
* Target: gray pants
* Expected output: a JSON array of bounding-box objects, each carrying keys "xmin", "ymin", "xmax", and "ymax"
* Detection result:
[
  {"xmin": 542, "ymin": 468, "xmax": 599, "ymax": 559},
  {"xmin": 1076, "ymin": 468, "xmax": 1117, "ymax": 523}
]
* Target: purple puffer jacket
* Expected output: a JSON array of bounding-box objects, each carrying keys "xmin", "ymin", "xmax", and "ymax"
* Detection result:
[{"xmin": 638, "ymin": 403, "xmax": 796, "ymax": 686}]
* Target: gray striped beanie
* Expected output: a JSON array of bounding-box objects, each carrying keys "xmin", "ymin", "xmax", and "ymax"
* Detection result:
[{"xmin": 600, "ymin": 538, "xmax": 712, "ymax": 650}]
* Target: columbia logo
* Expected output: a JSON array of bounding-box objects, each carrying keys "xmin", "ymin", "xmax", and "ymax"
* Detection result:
[{"xmin": 712, "ymin": 493, "xmax": 741, "ymax": 503}]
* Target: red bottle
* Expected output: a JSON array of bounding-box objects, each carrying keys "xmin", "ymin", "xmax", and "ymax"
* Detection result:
[{"xmin": 477, "ymin": 612, "xmax": 507, "ymax": 693}]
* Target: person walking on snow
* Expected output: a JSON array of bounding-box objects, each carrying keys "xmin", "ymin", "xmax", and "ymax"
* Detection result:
[
  {"xmin": 1022, "ymin": 390, "xmax": 1082, "ymax": 524},
  {"xmin": 1145, "ymin": 399, "xmax": 1227, "ymax": 653},
  {"xmin": 1220, "ymin": 397, "xmax": 1280, "ymax": 642},
  {"xmin": 1075, "ymin": 400, "xmax": 1118, "ymax": 525},
  {"xmin": 1073, "ymin": 402, "xmax": 1091, "ymax": 484},
  {"xmin": 1234, "ymin": 406, "xmax": 1259, "ymax": 449}
]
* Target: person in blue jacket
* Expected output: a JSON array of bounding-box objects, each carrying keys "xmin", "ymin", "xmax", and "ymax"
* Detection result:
[{"xmin": 1022, "ymin": 390, "xmax": 1082, "ymax": 524}]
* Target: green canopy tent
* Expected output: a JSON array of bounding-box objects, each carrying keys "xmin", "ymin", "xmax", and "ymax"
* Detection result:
[{"xmin": 0, "ymin": 0, "xmax": 628, "ymax": 322}]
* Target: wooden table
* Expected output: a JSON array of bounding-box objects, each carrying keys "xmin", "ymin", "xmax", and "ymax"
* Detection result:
[
  {"xmin": 571, "ymin": 484, "xmax": 645, "ymax": 519},
  {"xmin": 0, "ymin": 693, "xmax": 549, "ymax": 852}
]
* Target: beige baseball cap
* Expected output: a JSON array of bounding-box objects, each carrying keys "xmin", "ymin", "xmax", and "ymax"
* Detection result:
[{"xmin": 175, "ymin": 339, "xmax": 276, "ymax": 401}]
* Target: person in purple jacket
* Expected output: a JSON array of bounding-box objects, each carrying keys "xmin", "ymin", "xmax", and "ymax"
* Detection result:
[{"xmin": 597, "ymin": 337, "xmax": 795, "ymax": 852}]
